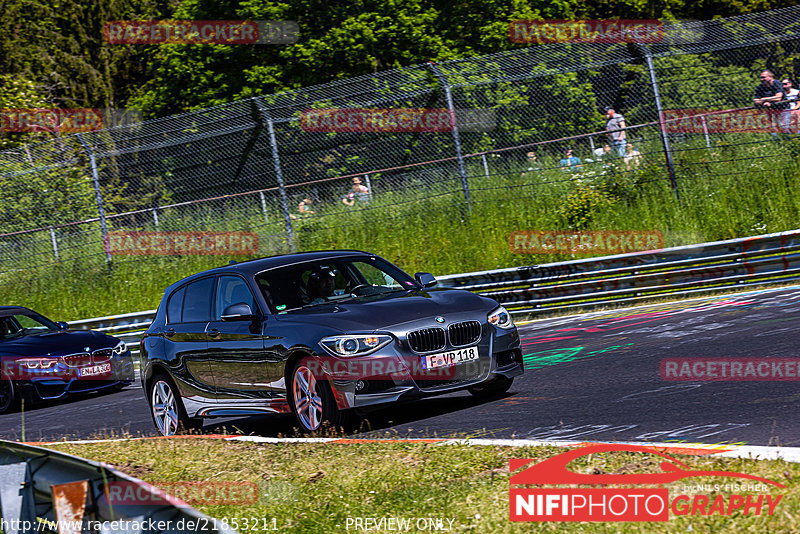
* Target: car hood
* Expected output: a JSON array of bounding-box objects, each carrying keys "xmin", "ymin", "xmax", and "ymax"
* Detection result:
[
  {"xmin": 0, "ymin": 330, "xmax": 116, "ymax": 358},
  {"xmin": 273, "ymin": 288, "xmax": 497, "ymax": 332}
]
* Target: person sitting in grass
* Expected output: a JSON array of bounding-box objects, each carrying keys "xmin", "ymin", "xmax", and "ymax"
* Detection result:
[
  {"xmin": 298, "ymin": 196, "xmax": 316, "ymax": 215},
  {"xmin": 522, "ymin": 150, "xmax": 543, "ymax": 177},
  {"xmin": 559, "ymin": 147, "xmax": 582, "ymax": 172},
  {"xmin": 342, "ymin": 177, "xmax": 370, "ymax": 206},
  {"xmin": 624, "ymin": 144, "xmax": 643, "ymax": 169}
]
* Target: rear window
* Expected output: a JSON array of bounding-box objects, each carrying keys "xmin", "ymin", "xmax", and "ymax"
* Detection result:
[
  {"xmin": 166, "ymin": 286, "xmax": 186, "ymax": 324},
  {"xmin": 182, "ymin": 277, "xmax": 215, "ymax": 323}
]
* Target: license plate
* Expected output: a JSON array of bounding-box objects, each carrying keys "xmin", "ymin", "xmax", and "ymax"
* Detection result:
[
  {"xmin": 421, "ymin": 346, "xmax": 479, "ymax": 370},
  {"xmin": 80, "ymin": 363, "xmax": 111, "ymax": 377}
]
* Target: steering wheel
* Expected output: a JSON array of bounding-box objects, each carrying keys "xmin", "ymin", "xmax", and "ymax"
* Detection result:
[{"xmin": 349, "ymin": 284, "xmax": 373, "ymax": 296}]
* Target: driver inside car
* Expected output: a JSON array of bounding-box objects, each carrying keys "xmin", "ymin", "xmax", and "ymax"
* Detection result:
[{"xmin": 307, "ymin": 269, "xmax": 337, "ymax": 305}]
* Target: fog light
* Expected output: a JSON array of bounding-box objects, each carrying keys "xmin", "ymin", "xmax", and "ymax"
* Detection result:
[{"xmin": 355, "ymin": 380, "xmax": 366, "ymax": 392}]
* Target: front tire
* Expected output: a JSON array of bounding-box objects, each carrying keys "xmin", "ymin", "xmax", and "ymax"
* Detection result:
[
  {"xmin": 289, "ymin": 358, "xmax": 347, "ymax": 433},
  {"xmin": 468, "ymin": 376, "xmax": 514, "ymax": 398},
  {"xmin": 0, "ymin": 377, "xmax": 18, "ymax": 414},
  {"xmin": 148, "ymin": 376, "xmax": 201, "ymax": 436}
]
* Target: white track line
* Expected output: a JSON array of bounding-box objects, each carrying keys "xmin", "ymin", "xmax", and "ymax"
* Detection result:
[{"xmin": 27, "ymin": 435, "xmax": 800, "ymax": 463}]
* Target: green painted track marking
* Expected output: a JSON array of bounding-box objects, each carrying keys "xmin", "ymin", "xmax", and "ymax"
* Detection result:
[{"xmin": 522, "ymin": 343, "xmax": 635, "ymax": 370}]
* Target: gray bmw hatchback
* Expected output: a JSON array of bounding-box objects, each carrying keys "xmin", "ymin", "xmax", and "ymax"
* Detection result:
[{"xmin": 141, "ymin": 250, "xmax": 523, "ymax": 435}]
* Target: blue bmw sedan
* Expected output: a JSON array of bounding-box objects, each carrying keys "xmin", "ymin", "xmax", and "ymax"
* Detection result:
[{"xmin": 0, "ymin": 306, "xmax": 135, "ymax": 413}]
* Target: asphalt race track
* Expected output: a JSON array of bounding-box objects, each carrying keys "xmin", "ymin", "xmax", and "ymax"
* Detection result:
[{"xmin": 3, "ymin": 285, "xmax": 800, "ymax": 446}]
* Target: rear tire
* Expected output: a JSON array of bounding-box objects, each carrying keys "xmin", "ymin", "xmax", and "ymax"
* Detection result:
[
  {"xmin": 289, "ymin": 358, "xmax": 348, "ymax": 433},
  {"xmin": 0, "ymin": 377, "xmax": 18, "ymax": 414},
  {"xmin": 468, "ymin": 376, "xmax": 513, "ymax": 398},
  {"xmin": 148, "ymin": 375, "xmax": 202, "ymax": 436}
]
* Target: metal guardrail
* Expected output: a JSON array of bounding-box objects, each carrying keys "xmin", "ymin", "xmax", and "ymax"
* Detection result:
[
  {"xmin": 68, "ymin": 310, "xmax": 156, "ymax": 359},
  {"xmin": 436, "ymin": 229, "xmax": 800, "ymax": 314},
  {"xmin": 0, "ymin": 440, "xmax": 235, "ymax": 533},
  {"xmin": 67, "ymin": 229, "xmax": 800, "ymax": 347}
]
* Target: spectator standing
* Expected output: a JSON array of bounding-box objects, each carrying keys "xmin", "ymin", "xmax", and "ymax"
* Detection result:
[
  {"xmin": 754, "ymin": 70, "xmax": 788, "ymax": 134},
  {"xmin": 559, "ymin": 147, "xmax": 582, "ymax": 172},
  {"xmin": 782, "ymin": 78, "xmax": 800, "ymax": 132},
  {"xmin": 604, "ymin": 106, "xmax": 627, "ymax": 157}
]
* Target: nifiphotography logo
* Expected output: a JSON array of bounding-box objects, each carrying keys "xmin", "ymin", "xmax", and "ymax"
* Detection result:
[{"xmin": 509, "ymin": 443, "xmax": 785, "ymax": 522}]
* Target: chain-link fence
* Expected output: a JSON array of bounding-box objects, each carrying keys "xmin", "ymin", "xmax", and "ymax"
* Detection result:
[{"xmin": 3, "ymin": 7, "xmax": 800, "ymax": 275}]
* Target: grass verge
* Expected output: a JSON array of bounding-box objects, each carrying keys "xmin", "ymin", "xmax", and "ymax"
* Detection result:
[{"xmin": 43, "ymin": 438, "xmax": 799, "ymax": 533}]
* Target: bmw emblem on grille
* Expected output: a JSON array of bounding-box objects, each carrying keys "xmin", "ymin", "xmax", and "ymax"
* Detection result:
[{"xmin": 435, "ymin": 316, "xmax": 445, "ymax": 323}]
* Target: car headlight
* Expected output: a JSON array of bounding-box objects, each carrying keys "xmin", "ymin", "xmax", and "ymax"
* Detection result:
[
  {"xmin": 112, "ymin": 341, "xmax": 127, "ymax": 355},
  {"xmin": 19, "ymin": 358, "xmax": 58, "ymax": 369},
  {"xmin": 319, "ymin": 334, "xmax": 393, "ymax": 357},
  {"xmin": 488, "ymin": 306, "xmax": 515, "ymax": 330}
]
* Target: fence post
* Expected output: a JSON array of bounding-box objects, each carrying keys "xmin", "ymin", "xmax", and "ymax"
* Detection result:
[
  {"xmin": 364, "ymin": 174, "xmax": 373, "ymax": 201},
  {"xmin": 481, "ymin": 155, "xmax": 490, "ymax": 179},
  {"xmin": 701, "ymin": 116, "xmax": 711, "ymax": 149},
  {"xmin": 259, "ymin": 191, "xmax": 269, "ymax": 225},
  {"xmin": 152, "ymin": 208, "xmax": 159, "ymax": 229},
  {"xmin": 634, "ymin": 44, "xmax": 679, "ymax": 199},
  {"xmin": 428, "ymin": 62, "xmax": 471, "ymax": 204},
  {"xmin": 76, "ymin": 134, "xmax": 112, "ymax": 266},
  {"xmin": 49, "ymin": 227, "xmax": 59, "ymax": 260},
  {"xmin": 254, "ymin": 97, "xmax": 293, "ymax": 249}
]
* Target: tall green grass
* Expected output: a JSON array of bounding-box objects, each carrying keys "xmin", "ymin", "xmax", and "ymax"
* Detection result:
[{"xmin": 5, "ymin": 134, "xmax": 800, "ymax": 320}]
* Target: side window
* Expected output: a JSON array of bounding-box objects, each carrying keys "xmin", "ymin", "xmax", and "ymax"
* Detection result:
[
  {"xmin": 352, "ymin": 261, "xmax": 400, "ymax": 287},
  {"xmin": 166, "ymin": 286, "xmax": 186, "ymax": 324},
  {"xmin": 216, "ymin": 276, "xmax": 256, "ymax": 319},
  {"xmin": 182, "ymin": 277, "xmax": 215, "ymax": 323}
]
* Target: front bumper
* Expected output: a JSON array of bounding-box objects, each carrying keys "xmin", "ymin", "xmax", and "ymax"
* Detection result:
[
  {"xmin": 321, "ymin": 325, "xmax": 523, "ymax": 410},
  {"xmin": 14, "ymin": 351, "xmax": 135, "ymax": 401}
]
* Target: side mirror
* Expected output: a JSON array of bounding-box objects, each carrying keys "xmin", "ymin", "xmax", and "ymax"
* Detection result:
[
  {"xmin": 55, "ymin": 321, "xmax": 69, "ymax": 331},
  {"xmin": 414, "ymin": 272, "xmax": 437, "ymax": 288},
  {"xmin": 221, "ymin": 303, "xmax": 256, "ymax": 321}
]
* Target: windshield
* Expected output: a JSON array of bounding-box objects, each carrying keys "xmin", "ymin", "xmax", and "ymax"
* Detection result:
[
  {"xmin": 0, "ymin": 313, "xmax": 59, "ymax": 340},
  {"xmin": 255, "ymin": 256, "xmax": 418, "ymax": 313}
]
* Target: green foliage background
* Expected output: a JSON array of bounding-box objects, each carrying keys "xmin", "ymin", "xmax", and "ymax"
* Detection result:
[{"xmin": 1, "ymin": 0, "xmax": 798, "ymax": 118}]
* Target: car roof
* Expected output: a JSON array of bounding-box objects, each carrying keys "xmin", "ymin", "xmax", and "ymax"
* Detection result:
[
  {"xmin": 164, "ymin": 249, "xmax": 379, "ymax": 293},
  {"xmin": 0, "ymin": 306, "xmax": 34, "ymax": 317}
]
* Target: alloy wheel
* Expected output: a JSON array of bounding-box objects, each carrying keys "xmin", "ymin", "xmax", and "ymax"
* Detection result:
[
  {"xmin": 292, "ymin": 364, "xmax": 323, "ymax": 431},
  {"xmin": 151, "ymin": 379, "xmax": 179, "ymax": 436}
]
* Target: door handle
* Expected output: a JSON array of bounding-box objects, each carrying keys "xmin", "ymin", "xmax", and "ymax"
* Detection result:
[
  {"xmin": 165, "ymin": 328, "xmax": 176, "ymax": 338},
  {"xmin": 207, "ymin": 328, "xmax": 220, "ymax": 338}
]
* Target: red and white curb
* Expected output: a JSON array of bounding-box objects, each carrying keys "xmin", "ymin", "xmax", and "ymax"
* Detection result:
[{"xmin": 26, "ymin": 435, "xmax": 800, "ymax": 463}]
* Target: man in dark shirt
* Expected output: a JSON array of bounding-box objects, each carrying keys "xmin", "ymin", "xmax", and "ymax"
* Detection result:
[{"xmin": 754, "ymin": 70, "xmax": 789, "ymax": 134}]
